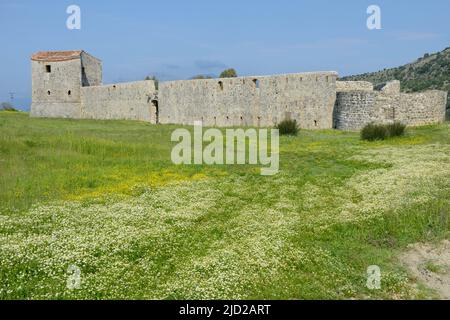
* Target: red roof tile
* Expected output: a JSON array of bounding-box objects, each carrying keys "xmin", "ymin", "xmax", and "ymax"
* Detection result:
[{"xmin": 31, "ymin": 50, "xmax": 83, "ymax": 62}]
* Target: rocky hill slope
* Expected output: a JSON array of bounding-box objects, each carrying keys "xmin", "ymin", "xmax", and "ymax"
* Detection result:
[{"xmin": 341, "ymin": 47, "xmax": 450, "ymax": 110}]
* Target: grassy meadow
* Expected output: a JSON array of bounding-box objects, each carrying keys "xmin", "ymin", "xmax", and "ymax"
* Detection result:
[{"xmin": 0, "ymin": 111, "xmax": 449, "ymax": 299}]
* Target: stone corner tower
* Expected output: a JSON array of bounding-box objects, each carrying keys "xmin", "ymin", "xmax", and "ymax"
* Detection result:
[{"xmin": 30, "ymin": 50, "xmax": 102, "ymax": 118}]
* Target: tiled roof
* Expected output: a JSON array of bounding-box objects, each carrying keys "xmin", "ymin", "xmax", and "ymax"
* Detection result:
[{"xmin": 31, "ymin": 50, "xmax": 83, "ymax": 62}]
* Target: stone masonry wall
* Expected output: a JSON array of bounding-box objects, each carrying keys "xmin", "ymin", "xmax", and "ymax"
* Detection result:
[
  {"xmin": 30, "ymin": 50, "xmax": 446, "ymax": 130},
  {"xmin": 336, "ymin": 81, "xmax": 373, "ymax": 92},
  {"xmin": 334, "ymin": 89, "xmax": 447, "ymax": 130},
  {"xmin": 159, "ymin": 72, "xmax": 338, "ymax": 129},
  {"xmin": 374, "ymin": 80, "xmax": 401, "ymax": 94},
  {"xmin": 396, "ymin": 91, "xmax": 447, "ymax": 126},
  {"xmin": 31, "ymin": 59, "xmax": 83, "ymax": 118},
  {"xmin": 80, "ymin": 81, "xmax": 157, "ymax": 122},
  {"xmin": 333, "ymin": 91, "xmax": 378, "ymax": 130},
  {"xmin": 81, "ymin": 52, "xmax": 102, "ymax": 87}
]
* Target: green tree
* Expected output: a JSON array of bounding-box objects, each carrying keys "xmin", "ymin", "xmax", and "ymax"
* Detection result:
[{"xmin": 219, "ymin": 68, "xmax": 237, "ymax": 78}]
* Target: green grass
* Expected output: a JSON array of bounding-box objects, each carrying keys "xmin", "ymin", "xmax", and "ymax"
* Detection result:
[
  {"xmin": 0, "ymin": 111, "xmax": 449, "ymax": 299},
  {"xmin": 424, "ymin": 261, "xmax": 448, "ymax": 274}
]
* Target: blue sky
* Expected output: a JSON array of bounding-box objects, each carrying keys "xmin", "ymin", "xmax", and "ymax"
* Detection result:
[{"xmin": 0, "ymin": 0, "xmax": 449, "ymax": 110}]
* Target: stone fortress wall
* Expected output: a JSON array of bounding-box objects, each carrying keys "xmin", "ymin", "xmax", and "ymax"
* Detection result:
[
  {"xmin": 30, "ymin": 50, "xmax": 448, "ymax": 131},
  {"xmin": 334, "ymin": 80, "xmax": 448, "ymax": 130},
  {"xmin": 30, "ymin": 51, "xmax": 157, "ymax": 122},
  {"xmin": 336, "ymin": 81, "xmax": 373, "ymax": 92},
  {"xmin": 159, "ymin": 72, "xmax": 338, "ymax": 129},
  {"xmin": 80, "ymin": 81, "xmax": 157, "ymax": 122}
]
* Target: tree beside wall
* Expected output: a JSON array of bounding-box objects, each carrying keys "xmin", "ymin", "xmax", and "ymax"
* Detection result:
[{"xmin": 219, "ymin": 68, "xmax": 238, "ymax": 78}]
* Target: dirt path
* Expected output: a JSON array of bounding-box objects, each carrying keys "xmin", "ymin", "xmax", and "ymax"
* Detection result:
[{"xmin": 400, "ymin": 240, "xmax": 450, "ymax": 299}]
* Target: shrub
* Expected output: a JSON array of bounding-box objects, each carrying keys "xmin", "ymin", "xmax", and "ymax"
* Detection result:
[
  {"xmin": 0, "ymin": 102, "xmax": 17, "ymax": 111},
  {"xmin": 386, "ymin": 121, "xmax": 406, "ymax": 137},
  {"xmin": 361, "ymin": 123, "xmax": 388, "ymax": 141},
  {"xmin": 277, "ymin": 119, "xmax": 299, "ymax": 136},
  {"xmin": 361, "ymin": 122, "xmax": 407, "ymax": 141}
]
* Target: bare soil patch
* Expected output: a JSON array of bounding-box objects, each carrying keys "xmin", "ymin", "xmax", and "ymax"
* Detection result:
[{"xmin": 401, "ymin": 240, "xmax": 450, "ymax": 299}]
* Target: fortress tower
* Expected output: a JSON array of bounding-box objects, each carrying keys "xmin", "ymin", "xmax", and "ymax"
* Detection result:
[{"xmin": 30, "ymin": 50, "xmax": 102, "ymax": 118}]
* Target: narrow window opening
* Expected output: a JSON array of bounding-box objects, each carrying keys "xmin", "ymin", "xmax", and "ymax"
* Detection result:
[
  {"xmin": 218, "ymin": 81, "xmax": 223, "ymax": 91},
  {"xmin": 253, "ymin": 79, "xmax": 260, "ymax": 89},
  {"xmin": 68, "ymin": 90, "xmax": 71, "ymax": 96},
  {"xmin": 314, "ymin": 120, "xmax": 318, "ymax": 127},
  {"xmin": 47, "ymin": 90, "xmax": 51, "ymax": 95},
  {"xmin": 45, "ymin": 65, "xmax": 51, "ymax": 73}
]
